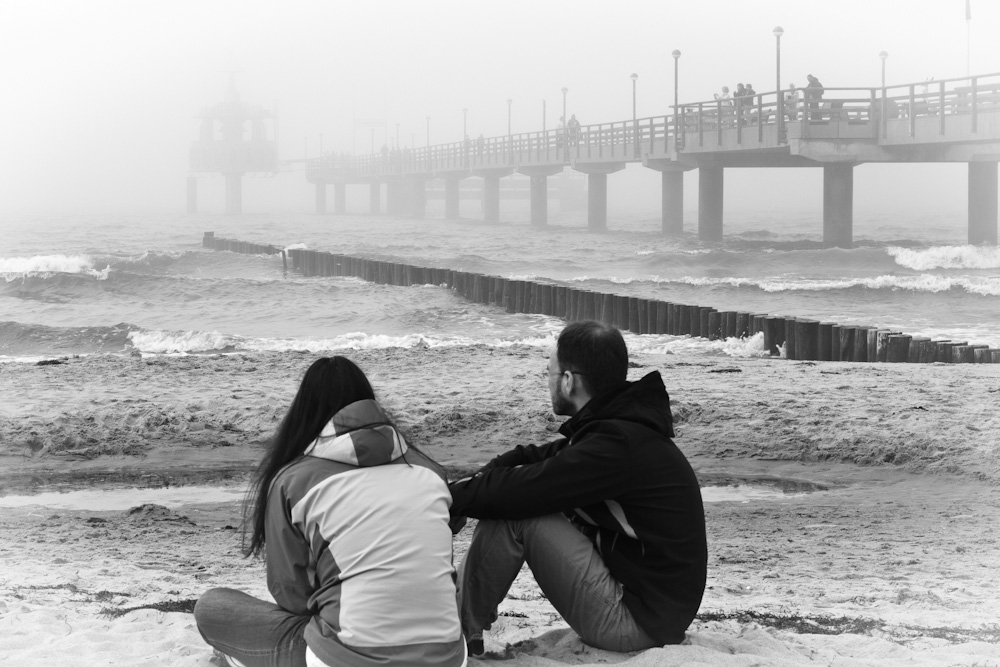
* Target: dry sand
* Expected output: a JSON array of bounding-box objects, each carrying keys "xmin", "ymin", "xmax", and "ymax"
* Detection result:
[{"xmin": 1, "ymin": 346, "xmax": 999, "ymax": 666}]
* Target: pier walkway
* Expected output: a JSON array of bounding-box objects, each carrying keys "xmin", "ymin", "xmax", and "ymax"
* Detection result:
[{"xmin": 307, "ymin": 73, "xmax": 1000, "ymax": 247}]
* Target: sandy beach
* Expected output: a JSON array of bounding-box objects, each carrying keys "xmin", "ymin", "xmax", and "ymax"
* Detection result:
[{"xmin": 2, "ymin": 346, "xmax": 999, "ymax": 666}]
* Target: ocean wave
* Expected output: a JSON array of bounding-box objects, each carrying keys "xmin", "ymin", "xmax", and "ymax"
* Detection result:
[
  {"xmin": 629, "ymin": 331, "xmax": 770, "ymax": 358},
  {"xmin": 669, "ymin": 274, "xmax": 1000, "ymax": 296},
  {"xmin": 126, "ymin": 328, "xmax": 557, "ymax": 355},
  {"xmin": 0, "ymin": 254, "xmax": 111, "ymax": 280},
  {"xmin": 887, "ymin": 245, "xmax": 1000, "ymax": 270},
  {"xmin": 0, "ymin": 321, "xmax": 137, "ymax": 355}
]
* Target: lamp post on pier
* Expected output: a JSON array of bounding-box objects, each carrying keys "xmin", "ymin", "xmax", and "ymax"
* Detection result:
[
  {"xmin": 879, "ymin": 51, "xmax": 889, "ymax": 138},
  {"xmin": 672, "ymin": 50, "xmax": 681, "ymax": 150},
  {"xmin": 630, "ymin": 73, "xmax": 639, "ymax": 157},
  {"xmin": 773, "ymin": 27, "xmax": 783, "ymax": 96},
  {"xmin": 774, "ymin": 27, "xmax": 784, "ymax": 141},
  {"xmin": 561, "ymin": 87, "xmax": 568, "ymax": 123},
  {"xmin": 395, "ymin": 122, "xmax": 399, "ymax": 149},
  {"xmin": 463, "ymin": 108, "xmax": 468, "ymax": 139},
  {"xmin": 631, "ymin": 73, "xmax": 638, "ymax": 122}
]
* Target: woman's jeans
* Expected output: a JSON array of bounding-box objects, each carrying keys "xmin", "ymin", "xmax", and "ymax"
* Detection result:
[
  {"xmin": 194, "ymin": 588, "xmax": 310, "ymax": 667},
  {"xmin": 457, "ymin": 513, "xmax": 657, "ymax": 652}
]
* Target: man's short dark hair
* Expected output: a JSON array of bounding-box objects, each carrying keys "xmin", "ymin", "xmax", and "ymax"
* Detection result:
[{"xmin": 556, "ymin": 321, "xmax": 628, "ymax": 398}]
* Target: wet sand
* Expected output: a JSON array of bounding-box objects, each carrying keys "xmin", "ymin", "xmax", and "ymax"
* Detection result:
[{"xmin": 1, "ymin": 346, "xmax": 999, "ymax": 665}]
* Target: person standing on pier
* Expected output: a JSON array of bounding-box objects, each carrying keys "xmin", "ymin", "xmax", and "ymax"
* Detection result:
[
  {"xmin": 567, "ymin": 114, "xmax": 581, "ymax": 145},
  {"xmin": 805, "ymin": 74, "xmax": 824, "ymax": 120},
  {"xmin": 449, "ymin": 321, "xmax": 707, "ymax": 657},
  {"xmin": 785, "ymin": 83, "xmax": 800, "ymax": 121}
]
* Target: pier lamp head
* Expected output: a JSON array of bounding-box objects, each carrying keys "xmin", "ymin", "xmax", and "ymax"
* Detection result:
[
  {"xmin": 773, "ymin": 26, "xmax": 784, "ymax": 38},
  {"xmin": 631, "ymin": 73, "xmax": 638, "ymax": 82},
  {"xmin": 879, "ymin": 50, "xmax": 889, "ymax": 61},
  {"xmin": 562, "ymin": 87, "xmax": 568, "ymax": 94},
  {"xmin": 671, "ymin": 50, "xmax": 681, "ymax": 60}
]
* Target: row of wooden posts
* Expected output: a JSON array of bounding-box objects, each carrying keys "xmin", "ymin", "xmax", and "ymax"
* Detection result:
[{"xmin": 202, "ymin": 232, "xmax": 1000, "ymax": 364}]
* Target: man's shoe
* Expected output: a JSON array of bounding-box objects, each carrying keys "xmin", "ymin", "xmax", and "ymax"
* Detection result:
[{"xmin": 467, "ymin": 633, "xmax": 484, "ymax": 658}]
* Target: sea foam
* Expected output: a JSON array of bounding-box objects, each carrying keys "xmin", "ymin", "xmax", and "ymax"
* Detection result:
[
  {"xmin": 887, "ymin": 245, "xmax": 1000, "ymax": 270},
  {"xmin": 672, "ymin": 274, "xmax": 1000, "ymax": 296},
  {"xmin": 0, "ymin": 254, "xmax": 111, "ymax": 280}
]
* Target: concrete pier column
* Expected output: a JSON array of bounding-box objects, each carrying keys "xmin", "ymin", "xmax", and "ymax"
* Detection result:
[
  {"xmin": 315, "ymin": 183, "xmax": 327, "ymax": 214},
  {"xmin": 186, "ymin": 176, "xmax": 197, "ymax": 214},
  {"xmin": 587, "ymin": 173, "xmax": 608, "ymax": 232},
  {"xmin": 572, "ymin": 163, "xmax": 624, "ymax": 233},
  {"xmin": 969, "ymin": 161, "xmax": 998, "ymax": 245},
  {"xmin": 334, "ymin": 183, "xmax": 346, "ymax": 214},
  {"xmin": 483, "ymin": 175, "xmax": 501, "ymax": 223},
  {"xmin": 473, "ymin": 168, "xmax": 513, "ymax": 223},
  {"xmin": 386, "ymin": 181, "xmax": 401, "ymax": 215},
  {"xmin": 697, "ymin": 167, "xmax": 723, "ymax": 242},
  {"xmin": 369, "ymin": 182, "xmax": 381, "ymax": 215},
  {"xmin": 518, "ymin": 166, "xmax": 562, "ymax": 227},
  {"xmin": 662, "ymin": 170, "xmax": 683, "ymax": 235},
  {"xmin": 530, "ymin": 175, "xmax": 548, "ymax": 226},
  {"xmin": 445, "ymin": 179, "xmax": 461, "ymax": 220},
  {"xmin": 225, "ymin": 173, "xmax": 242, "ymax": 215},
  {"xmin": 409, "ymin": 179, "xmax": 426, "ymax": 218},
  {"xmin": 823, "ymin": 163, "xmax": 854, "ymax": 248}
]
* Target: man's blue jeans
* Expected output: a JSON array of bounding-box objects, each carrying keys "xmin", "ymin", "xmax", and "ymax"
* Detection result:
[
  {"xmin": 457, "ymin": 514, "xmax": 657, "ymax": 652},
  {"xmin": 194, "ymin": 588, "xmax": 309, "ymax": 667}
]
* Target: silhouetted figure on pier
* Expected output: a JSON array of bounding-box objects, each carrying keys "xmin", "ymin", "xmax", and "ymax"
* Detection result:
[
  {"xmin": 805, "ymin": 74, "xmax": 824, "ymax": 120},
  {"xmin": 744, "ymin": 83, "xmax": 757, "ymax": 122},
  {"xmin": 734, "ymin": 83, "xmax": 748, "ymax": 126},
  {"xmin": 785, "ymin": 83, "xmax": 799, "ymax": 121},
  {"xmin": 567, "ymin": 114, "xmax": 581, "ymax": 145},
  {"xmin": 714, "ymin": 86, "xmax": 733, "ymax": 127}
]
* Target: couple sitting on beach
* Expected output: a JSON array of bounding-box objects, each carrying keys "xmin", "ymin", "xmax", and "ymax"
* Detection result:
[{"xmin": 194, "ymin": 321, "xmax": 708, "ymax": 667}]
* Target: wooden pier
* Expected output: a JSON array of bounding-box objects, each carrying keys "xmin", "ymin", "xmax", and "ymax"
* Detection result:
[{"xmin": 305, "ymin": 73, "xmax": 1000, "ymax": 247}]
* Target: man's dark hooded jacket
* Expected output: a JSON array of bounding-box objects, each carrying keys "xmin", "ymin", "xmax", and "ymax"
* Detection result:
[{"xmin": 449, "ymin": 371, "xmax": 707, "ymax": 645}]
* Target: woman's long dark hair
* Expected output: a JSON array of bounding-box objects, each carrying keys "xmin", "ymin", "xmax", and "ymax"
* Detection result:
[{"xmin": 242, "ymin": 356, "xmax": 375, "ymax": 558}]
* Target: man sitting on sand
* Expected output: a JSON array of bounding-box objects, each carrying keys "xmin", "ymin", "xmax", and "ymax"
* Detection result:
[{"xmin": 449, "ymin": 321, "xmax": 707, "ymax": 656}]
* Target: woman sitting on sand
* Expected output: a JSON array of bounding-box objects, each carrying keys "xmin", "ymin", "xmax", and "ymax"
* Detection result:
[{"xmin": 194, "ymin": 356, "xmax": 467, "ymax": 667}]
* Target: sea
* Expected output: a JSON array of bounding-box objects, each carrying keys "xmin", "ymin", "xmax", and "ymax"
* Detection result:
[{"xmin": 2, "ymin": 206, "xmax": 999, "ymax": 362}]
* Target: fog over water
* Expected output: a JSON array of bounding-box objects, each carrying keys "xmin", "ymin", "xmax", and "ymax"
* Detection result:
[{"xmin": 2, "ymin": 0, "xmax": 999, "ymax": 215}]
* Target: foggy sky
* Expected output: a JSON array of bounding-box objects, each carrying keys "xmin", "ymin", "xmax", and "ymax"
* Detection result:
[{"xmin": 2, "ymin": 0, "xmax": 998, "ymax": 216}]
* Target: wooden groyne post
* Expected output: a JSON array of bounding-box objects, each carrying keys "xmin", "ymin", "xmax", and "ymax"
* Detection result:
[{"xmin": 203, "ymin": 233, "xmax": 1000, "ymax": 364}]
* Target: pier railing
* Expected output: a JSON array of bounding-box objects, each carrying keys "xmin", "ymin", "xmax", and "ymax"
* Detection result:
[{"xmin": 305, "ymin": 72, "xmax": 1000, "ymax": 182}]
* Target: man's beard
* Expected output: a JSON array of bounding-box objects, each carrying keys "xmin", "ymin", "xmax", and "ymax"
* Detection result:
[{"xmin": 551, "ymin": 384, "xmax": 576, "ymax": 417}]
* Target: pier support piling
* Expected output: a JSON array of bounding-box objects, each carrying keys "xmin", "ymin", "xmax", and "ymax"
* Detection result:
[
  {"xmin": 445, "ymin": 179, "xmax": 461, "ymax": 220},
  {"xmin": 484, "ymin": 175, "xmax": 501, "ymax": 223},
  {"xmin": 387, "ymin": 181, "xmax": 406, "ymax": 215},
  {"xmin": 409, "ymin": 179, "xmax": 426, "ymax": 218},
  {"xmin": 697, "ymin": 167, "xmax": 723, "ymax": 242},
  {"xmin": 822, "ymin": 163, "xmax": 854, "ymax": 248},
  {"xmin": 662, "ymin": 170, "xmax": 684, "ymax": 235},
  {"xmin": 519, "ymin": 166, "xmax": 562, "ymax": 227},
  {"xmin": 225, "ymin": 173, "xmax": 242, "ymax": 215},
  {"xmin": 315, "ymin": 183, "xmax": 327, "ymax": 214},
  {"xmin": 587, "ymin": 174, "xmax": 608, "ymax": 232},
  {"xmin": 186, "ymin": 176, "xmax": 197, "ymax": 214},
  {"xmin": 529, "ymin": 175, "xmax": 548, "ymax": 226},
  {"xmin": 969, "ymin": 161, "xmax": 998, "ymax": 245},
  {"xmin": 334, "ymin": 183, "xmax": 346, "ymax": 214}
]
